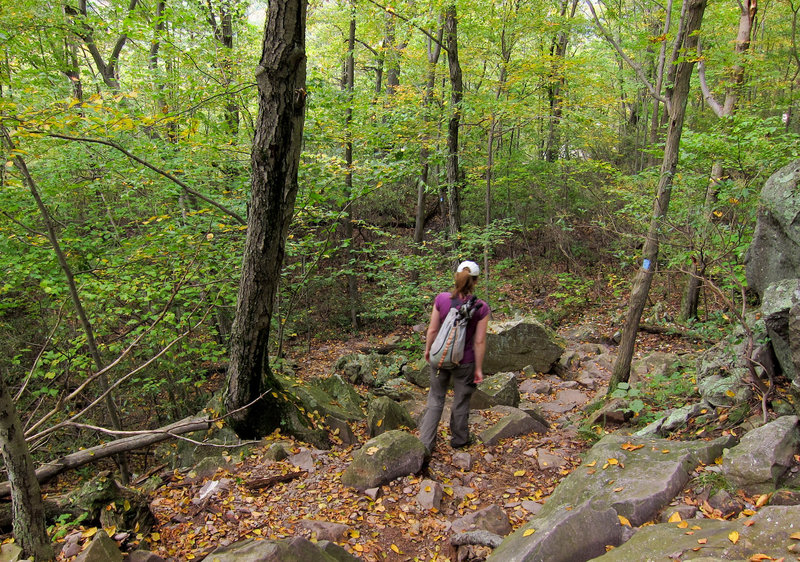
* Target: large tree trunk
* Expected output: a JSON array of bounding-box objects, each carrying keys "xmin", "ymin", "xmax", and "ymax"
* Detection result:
[
  {"xmin": 609, "ymin": 0, "xmax": 707, "ymax": 391},
  {"xmin": 0, "ymin": 372, "xmax": 54, "ymax": 560},
  {"xmin": 445, "ymin": 4, "xmax": 463, "ymax": 241},
  {"xmin": 224, "ymin": 0, "xmax": 307, "ymax": 439}
]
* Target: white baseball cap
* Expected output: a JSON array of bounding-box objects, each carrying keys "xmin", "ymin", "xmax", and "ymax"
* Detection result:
[{"xmin": 457, "ymin": 260, "xmax": 480, "ymax": 277}]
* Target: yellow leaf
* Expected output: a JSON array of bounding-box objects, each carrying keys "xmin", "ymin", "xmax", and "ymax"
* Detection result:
[
  {"xmin": 523, "ymin": 529, "xmax": 536, "ymax": 537},
  {"xmin": 353, "ymin": 544, "xmax": 364, "ymax": 552},
  {"xmin": 607, "ymin": 458, "xmax": 619, "ymax": 465},
  {"xmin": 677, "ymin": 521, "xmax": 689, "ymax": 529},
  {"xmin": 618, "ymin": 515, "xmax": 631, "ymax": 526},
  {"xmin": 586, "ymin": 460, "xmax": 597, "ymax": 467},
  {"xmin": 729, "ymin": 530, "xmax": 739, "ymax": 544},
  {"xmin": 756, "ymin": 494, "xmax": 771, "ymax": 508},
  {"xmin": 82, "ymin": 527, "xmax": 98, "ymax": 539},
  {"xmin": 725, "ymin": 390, "xmax": 736, "ymax": 397},
  {"xmin": 514, "ymin": 470, "xmax": 526, "ymax": 477},
  {"xmin": 376, "ymin": 419, "xmax": 383, "ymax": 427},
  {"xmin": 391, "ymin": 544, "xmax": 401, "ymax": 554},
  {"xmin": 742, "ymin": 509, "xmax": 756, "ymax": 516},
  {"xmin": 349, "ymin": 530, "xmax": 360, "ymax": 538},
  {"xmin": 668, "ymin": 512, "xmax": 682, "ymax": 523},
  {"xmin": 749, "ymin": 555, "xmax": 773, "ymax": 561},
  {"xmin": 365, "ymin": 446, "xmax": 379, "ymax": 456},
  {"xmin": 150, "ymin": 532, "xmax": 161, "ymax": 542},
  {"xmin": 697, "ymin": 538, "xmax": 708, "ymax": 544},
  {"xmin": 791, "ymin": 531, "xmax": 800, "ymax": 540},
  {"xmin": 425, "ymin": 486, "xmax": 431, "ymax": 492}
]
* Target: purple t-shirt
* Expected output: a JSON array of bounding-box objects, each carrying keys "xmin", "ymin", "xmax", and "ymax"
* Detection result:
[{"xmin": 433, "ymin": 292, "xmax": 490, "ymax": 364}]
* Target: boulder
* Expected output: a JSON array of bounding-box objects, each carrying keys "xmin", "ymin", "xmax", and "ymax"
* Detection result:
[
  {"xmin": 128, "ymin": 552, "xmax": 166, "ymax": 562},
  {"xmin": 488, "ymin": 501, "xmax": 624, "ymax": 562},
  {"xmin": 67, "ymin": 472, "xmax": 155, "ymax": 534},
  {"xmin": 484, "ymin": 318, "xmax": 565, "ymax": 374},
  {"xmin": 296, "ymin": 519, "xmax": 350, "ymax": 541},
  {"xmin": 721, "ymin": 415, "xmax": 800, "ymax": 494},
  {"xmin": 761, "ymin": 279, "xmax": 800, "ymax": 385},
  {"xmin": 451, "ymin": 504, "xmax": 512, "ymax": 536},
  {"xmin": 745, "ymin": 158, "xmax": 800, "ymax": 298},
  {"xmin": 479, "ymin": 406, "xmax": 547, "ymax": 447},
  {"xmin": 74, "ymin": 530, "xmax": 123, "ymax": 562},
  {"xmin": 594, "ymin": 505, "xmax": 800, "ymax": 562},
  {"xmin": 403, "ymin": 358, "xmax": 431, "ymax": 388},
  {"xmin": 334, "ymin": 353, "xmax": 406, "ymax": 387},
  {"xmin": 341, "ymin": 430, "xmax": 426, "ymax": 490},
  {"xmin": 471, "ymin": 372, "xmax": 521, "ymax": 409},
  {"xmin": 695, "ymin": 339, "xmax": 753, "ymax": 407},
  {"xmin": 373, "ymin": 377, "xmax": 424, "ymax": 402},
  {"xmin": 200, "ymin": 536, "xmax": 359, "ymax": 562},
  {"xmin": 366, "ymin": 396, "xmax": 416, "ymax": 437},
  {"xmin": 284, "ymin": 374, "xmax": 365, "ymax": 422}
]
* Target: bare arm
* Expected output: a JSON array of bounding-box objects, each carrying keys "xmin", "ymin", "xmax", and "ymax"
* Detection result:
[
  {"xmin": 424, "ymin": 305, "xmax": 442, "ymax": 362},
  {"xmin": 472, "ymin": 315, "xmax": 489, "ymax": 384}
]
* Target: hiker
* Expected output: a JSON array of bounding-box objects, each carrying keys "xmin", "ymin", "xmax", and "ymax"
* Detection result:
[{"xmin": 419, "ymin": 260, "xmax": 491, "ymax": 453}]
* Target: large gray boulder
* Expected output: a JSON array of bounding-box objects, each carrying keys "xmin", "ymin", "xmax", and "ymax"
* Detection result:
[
  {"xmin": 745, "ymin": 158, "xmax": 800, "ymax": 299},
  {"xmin": 334, "ymin": 353, "xmax": 406, "ymax": 387},
  {"xmin": 721, "ymin": 415, "xmax": 800, "ymax": 494},
  {"xmin": 341, "ymin": 430, "xmax": 426, "ymax": 490},
  {"xmin": 471, "ymin": 372, "xmax": 521, "ymax": 409},
  {"xmin": 761, "ymin": 279, "xmax": 800, "ymax": 385},
  {"xmin": 484, "ymin": 318, "xmax": 565, "ymax": 374},
  {"xmin": 479, "ymin": 406, "xmax": 548, "ymax": 447}
]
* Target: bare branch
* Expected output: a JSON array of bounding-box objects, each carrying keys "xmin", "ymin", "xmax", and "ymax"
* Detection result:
[{"xmin": 45, "ymin": 133, "xmax": 246, "ymax": 225}]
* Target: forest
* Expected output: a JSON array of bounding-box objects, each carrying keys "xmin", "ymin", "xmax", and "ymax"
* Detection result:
[{"xmin": 1, "ymin": 0, "xmax": 799, "ymax": 558}]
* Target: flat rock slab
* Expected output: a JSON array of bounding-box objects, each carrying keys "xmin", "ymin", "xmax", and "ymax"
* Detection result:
[
  {"xmin": 594, "ymin": 505, "xmax": 800, "ymax": 561},
  {"xmin": 538, "ymin": 434, "xmax": 735, "ymax": 526},
  {"xmin": 539, "ymin": 389, "xmax": 590, "ymax": 414}
]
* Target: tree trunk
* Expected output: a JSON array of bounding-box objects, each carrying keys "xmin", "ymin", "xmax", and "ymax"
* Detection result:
[
  {"xmin": 0, "ymin": 372, "xmax": 54, "ymax": 560},
  {"xmin": 609, "ymin": 0, "xmax": 707, "ymax": 391},
  {"xmin": 224, "ymin": 0, "xmax": 308, "ymax": 439},
  {"xmin": 2, "ymin": 127, "xmax": 130, "ymax": 483},
  {"xmin": 445, "ymin": 4, "xmax": 463, "ymax": 241},
  {"xmin": 413, "ymin": 21, "xmax": 443, "ymax": 248},
  {"xmin": 544, "ymin": 0, "xmax": 578, "ymax": 162},
  {"xmin": 682, "ymin": 0, "xmax": 756, "ymax": 320},
  {"xmin": 343, "ymin": 8, "xmax": 360, "ymax": 329}
]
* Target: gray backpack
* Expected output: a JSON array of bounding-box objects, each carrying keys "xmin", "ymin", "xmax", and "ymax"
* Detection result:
[{"xmin": 429, "ymin": 296, "xmax": 481, "ymax": 369}]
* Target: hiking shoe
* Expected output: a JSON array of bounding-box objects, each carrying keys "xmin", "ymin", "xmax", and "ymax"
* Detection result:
[{"xmin": 450, "ymin": 436, "xmax": 475, "ymax": 449}]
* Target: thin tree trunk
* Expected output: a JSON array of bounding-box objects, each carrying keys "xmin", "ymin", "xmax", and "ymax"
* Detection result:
[
  {"xmin": 0, "ymin": 371, "xmax": 54, "ymax": 560},
  {"xmin": 413, "ymin": 21, "xmax": 443, "ymax": 248},
  {"xmin": 445, "ymin": 4, "xmax": 463, "ymax": 241},
  {"xmin": 344, "ymin": 8, "xmax": 360, "ymax": 329},
  {"xmin": 224, "ymin": 0, "xmax": 307, "ymax": 439},
  {"xmin": 1, "ymin": 127, "xmax": 131, "ymax": 483},
  {"xmin": 609, "ymin": 0, "xmax": 707, "ymax": 391}
]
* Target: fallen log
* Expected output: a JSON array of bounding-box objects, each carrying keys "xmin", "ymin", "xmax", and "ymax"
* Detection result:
[{"xmin": 0, "ymin": 416, "xmax": 211, "ymax": 498}]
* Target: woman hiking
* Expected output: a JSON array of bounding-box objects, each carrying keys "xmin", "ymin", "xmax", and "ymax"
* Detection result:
[{"xmin": 419, "ymin": 260, "xmax": 491, "ymax": 454}]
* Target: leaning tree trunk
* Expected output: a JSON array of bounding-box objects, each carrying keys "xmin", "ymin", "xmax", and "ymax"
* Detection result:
[
  {"xmin": 225, "ymin": 0, "xmax": 308, "ymax": 439},
  {"xmin": 609, "ymin": 0, "xmax": 707, "ymax": 392},
  {"xmin": 0, "ymin": 371, "xmax": 54, "ymax": 561}
]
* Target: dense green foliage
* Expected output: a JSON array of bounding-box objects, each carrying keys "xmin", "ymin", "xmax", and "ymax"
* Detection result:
[{"xmin": 0, "ymin": 0, "xmax": 798, "ymax": 455}]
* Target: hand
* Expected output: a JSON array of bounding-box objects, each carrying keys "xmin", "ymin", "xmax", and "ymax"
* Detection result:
[{"xmin": 473, "ymin": 369, "xmax": 484, "ymax": 384}]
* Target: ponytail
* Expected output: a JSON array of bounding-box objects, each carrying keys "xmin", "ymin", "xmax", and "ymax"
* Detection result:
[{"xmin": 451, "ymin": 268, "xmax": 477, "ymax": 298}]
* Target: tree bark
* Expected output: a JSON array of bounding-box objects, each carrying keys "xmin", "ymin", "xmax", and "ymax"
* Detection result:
[
  {"xmin": 445, "ymin": 4, "xmax": 463, "ymax": 241},
  {"xmin": 343, "ymin": 6, "xmax": 360, "ymax": 329},
  {"xmin": 609, "ymin": 0, "xmax": 707, "ymax": 391},
  {"xmin": 224, "ymin": 0, "xmax": 307, "ymax": 439},
  {"xmin": 0, "ymin": 372, "xmax": 54, "ymax": 560}
]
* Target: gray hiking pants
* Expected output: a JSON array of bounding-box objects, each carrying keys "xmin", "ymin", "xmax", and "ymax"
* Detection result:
[{"xmin": 418, "ymin": 362, "xmax": 476, "ymax": 453}]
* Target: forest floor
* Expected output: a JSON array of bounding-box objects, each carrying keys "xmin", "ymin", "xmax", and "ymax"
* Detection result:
[{"xmin": 48, "ymin": 292, "xmax": 717, "ymax": 561}]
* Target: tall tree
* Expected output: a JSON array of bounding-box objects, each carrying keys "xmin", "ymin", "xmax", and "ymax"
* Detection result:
[
  {"xmin": 606, "ymin": 0, "xmax": 708, "ymax": 390},
  {"xmin": 445, "ymin": 3, "xmax": 463, "ymax": 240},
  {"xmin": 680, "ymin": 0, "xmax": 758, "ymax": 320},
  {"xmin": 343, "ymin": 2, "xmax": 360, "ymax": 329},
  {"xmin": 224, "ymin": 0, "xmax": 309, "ymax": 439}
]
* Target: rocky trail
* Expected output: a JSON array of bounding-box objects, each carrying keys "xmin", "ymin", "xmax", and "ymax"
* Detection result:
[{"xmin": 45, "ymin": 312, "xmax": 717, "ymax": 562}]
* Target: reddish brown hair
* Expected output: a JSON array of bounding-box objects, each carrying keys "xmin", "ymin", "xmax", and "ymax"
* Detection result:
[{"xmin": 451, "ymin": 268, "xmax": 477, "ymax": 298}]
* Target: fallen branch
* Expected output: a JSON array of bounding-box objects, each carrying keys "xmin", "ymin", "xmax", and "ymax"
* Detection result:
[{"xmin": 0, "ymin": 416, "xmax": 211, "ymax": 498}]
